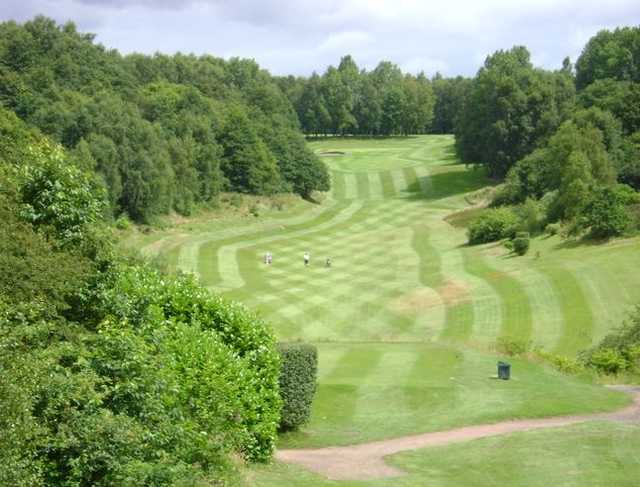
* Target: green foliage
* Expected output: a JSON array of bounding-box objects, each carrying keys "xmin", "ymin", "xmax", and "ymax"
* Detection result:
[
  {"xmin": 535, "ymin": 350, "xmax": 583, "ymax": 375},
  {"xmin": 277, "ymin": 343, "xmax": 318, "ymax": 431},
  {"xmin": 512, "ymin": 236, "xmax": 530, "ymax": 256},
  {"xmin": 582, "ymin": 305, "xmax": 640, "ymax": 376},
  {"xmin": 18, "ymin": 139, "xmax": 105, "ymax": 244},
  {"xmin": 514, "ymin": 198, "xmax": 545, "ymax": 234},
  {"xmin": 586, "ymin": 348, "xmax": 630, "ymax": 375},
  {"xmin": 582, "ymin": 184, "xmax": 637, "ymax": 238},
  {"xmin": 467, "ymin": 208, "xmax": 519, "ymax": 244},
  {"xmin": 545, "ymin": 222, "xmax": 562, "ymax": 236},
  {"xmin": 575, "ymin": 26, "xmax": 640, "ymax": 90},
  {"xmin": 0, "ymin": 104, "xmax": 283, "ymax": 483},
  {"xmin": 0, "ymin": 197, "xmax": 91, "ymax": 311},
  {"xmin": 281, "ymin": 55, "xmax": 435, "ymax": 136},
  {"xmin": 456, "ymin": 46, "xmax": 575, "ymax": 177},
  {"xmin": 94, "ymin": 264, "xmax": 282, "ymax": 461},
  {"xmin": 495, "ymin": 336, "xmax": 531, "ymax": 356},
  {"xmin": 0, "ymin": 17, "xmax": 330, "ymax": 222}
]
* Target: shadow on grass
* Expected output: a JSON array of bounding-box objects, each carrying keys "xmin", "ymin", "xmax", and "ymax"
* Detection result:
[
  {"xmin": 402, "ymin": 167, "xmax": 494, "ymax": 201},
  {"xmin": 552, "ymin": 235, "xmax": 611, "ymax": 250},
  {"xmin": 306, "ymin": 135, "xmax": 420, "ymax": 141}
]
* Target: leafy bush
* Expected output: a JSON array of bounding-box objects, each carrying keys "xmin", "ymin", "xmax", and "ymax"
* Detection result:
[
  {"xmin": 495, "ymin": 336, "xmax": 531, "ymax": 356},
  {"xmin": 582, "ymin": 184, "xmax": 638, "ymax": 238},
  {"xmin": 586, "ymin": 348, "xmax": 630, "ymax": 374},
  {"xmin": 535, "ymin": 350, "xmax": 583, "ymax": 375},
  {"xmin": 545, "ymin": 222, "xmax": 562, "ymax": 236},
  {"xmin": 114, "ymin": 214, "xmax": 132, "ymax": 230},
  {"xmin": 277, "ymin": 343, "xmax": 318, "ymax": 431},
  {"xmin": 512, "ymin": 235, "xmax": 530, "ymax": 255},
  {"xmin": 581, "ymin": 305, "xmax": 640, "ymax": 376},
  {"xmin": 94, "ymin": 264, "xmax": 282, "ymax": 461},
  {"xmin": 467, "ymin": 208, "xmax": 519, "ymax": 244}
]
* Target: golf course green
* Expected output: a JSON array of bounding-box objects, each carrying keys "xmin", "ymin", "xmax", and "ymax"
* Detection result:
[{"xmin": 132, "ymin": 135, "xmax": 640, "ymax": 484}]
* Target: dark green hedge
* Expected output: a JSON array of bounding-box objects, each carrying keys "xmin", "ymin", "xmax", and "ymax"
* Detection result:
[{"xmin": 277, "ymin": 343, "xmax": 318, "ymax": 431}]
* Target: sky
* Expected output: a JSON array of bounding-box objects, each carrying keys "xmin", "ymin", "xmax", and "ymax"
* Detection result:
[{"xmin": 1, "ymin": 0, "xmax": 639, "ymax": 77}]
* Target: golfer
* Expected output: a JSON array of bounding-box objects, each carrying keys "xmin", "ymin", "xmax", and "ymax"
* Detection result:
[{"xmin": 303, "ymin": 251, "xmax": 310, "ymax": 266}]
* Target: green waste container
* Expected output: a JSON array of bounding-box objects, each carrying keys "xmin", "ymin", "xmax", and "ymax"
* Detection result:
[{"xmin": 498, "ymin": 361, "xmax": 511, "ymax": 380}]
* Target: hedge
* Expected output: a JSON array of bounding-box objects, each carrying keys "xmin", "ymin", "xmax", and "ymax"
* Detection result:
[{"xmin": 277, "ymin": 343, "xmax": 318, "ymax": 431}]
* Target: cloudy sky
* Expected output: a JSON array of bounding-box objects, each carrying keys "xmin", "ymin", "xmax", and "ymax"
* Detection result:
[{"xmin": 2, "ymin": 0, "xmax": 639, "ymax": 77}]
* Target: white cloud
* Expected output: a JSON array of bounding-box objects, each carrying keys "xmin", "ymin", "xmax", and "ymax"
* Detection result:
[{"xmin": 318, "ymin": 31, "xmax": 371, "ymax": 52}]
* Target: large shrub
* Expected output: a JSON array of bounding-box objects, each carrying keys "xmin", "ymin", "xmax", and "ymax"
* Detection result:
[
  {"xmin": 582, "ymin": 184, "xmax": 638, "ymax": 238},
  {"xmin": 582, "ymin": 305, "xmax": 640, "ymax": 375},
  {"xmin": 512, "ymin": 235, "xmax": 530, "ymax": 256},
  {"xmin": 467, "ymin": 208, "xmax": 519, "ymax": 244},
  {"xmin": 277, "ymin": 343, "xmax": 318, "ymax": 431},
  {"xmin": 94, "ymin": 264, "xmax": 282, "ymax": 461}
]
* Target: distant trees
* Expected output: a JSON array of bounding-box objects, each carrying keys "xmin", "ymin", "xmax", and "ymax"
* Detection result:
[
  {"xmin": 0, "ymin": 16, "xmax": 330, "ymax": 223},
  {"xmin": 462, "ymin": 27, "xmax": 640, "ymax": 242},
  {"xmin": 455, "ymin": 46, "xmax": 575, "ymax": 178},
  {"xmin": 278, "ymin": 55, "xmax": 436, "ymax": 136}
]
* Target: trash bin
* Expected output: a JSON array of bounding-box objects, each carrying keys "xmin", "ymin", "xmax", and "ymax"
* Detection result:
[{"xmin": 497, "ymin": 361, "xmax": 511, "ymax": 380}]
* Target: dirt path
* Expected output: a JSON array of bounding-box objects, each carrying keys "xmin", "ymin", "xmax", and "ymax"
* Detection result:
[{"xmin": 275, "ymin": 386, "xmax": 640, "ymax": 481}]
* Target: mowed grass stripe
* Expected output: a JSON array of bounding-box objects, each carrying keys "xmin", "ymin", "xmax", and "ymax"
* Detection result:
[
  {"xmin": 212, "ymin": 200, "xmax": 363, "ymax": 290},
  {"xmin": 413, "ymin": 164, "xmax": 432, "ymax": 195},
  {"xmin": 343, "ymin": 172, "xmax": 358, "ymax": 199},
  {"xmin": 512, "ymin": 266, "xmax": 565, "ymax": 352},
  {"xmin": 315, "ymin": 346, "xmax": 384, "ymax": 432},
  {"xmin": 355, "ymin": 172, "xmax": 371, "ymax": 199},
  {"xmin": 390, "ymin": 168, "xmax": 407, "ymax": 195},
  {"xmin": 368, "ymin": 171, "xmax": 385, "ymax": 199},
  {"xmin": 463, "ymin": 249, "xmax": 532, "ymax": 343},
  {"xmin": 541, "ymin": 266, "xmax": 595, "ymax": 355},
  {"xmin": 402, "ymin": 166, "xmax": 420, "ymax": 195},
  {"xmin": 331, "ymin": 171, "xmax": 346, "ymax": 200},
  {"xmin": 379, "ymin": 170, "xmax": 396, "ymax": 198}
]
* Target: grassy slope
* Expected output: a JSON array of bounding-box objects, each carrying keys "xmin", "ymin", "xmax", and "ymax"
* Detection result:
[{"xmin": 125, "ymin": 135, "xmax": 640, "ymax": 483}]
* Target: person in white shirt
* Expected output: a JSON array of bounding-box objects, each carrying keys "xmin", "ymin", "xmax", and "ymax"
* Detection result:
[{"xmin": 303, "ymin": 251, "xmax": 310, "ymax": 266}]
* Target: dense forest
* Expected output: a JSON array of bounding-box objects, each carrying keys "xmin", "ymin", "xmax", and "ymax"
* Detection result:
[
  {"xmin": 0, "ymin": 16, "xmax": 330, "ymax": 223},
  {"xmin": 276, "ymin": 55, "xmax": 437, "ymax": 136}
]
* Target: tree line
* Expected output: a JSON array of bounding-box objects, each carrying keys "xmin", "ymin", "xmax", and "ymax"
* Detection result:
[
  {"xmin": 0, "ymin": 16, "xmax": 330, "ymax": 223},
  {"xmin": 454, "ymin": 27, "xmax": 640, "ymax": 241},
  {"xmin": 276, "ymin": 55, "xmax": 437, "ymax": 136}
]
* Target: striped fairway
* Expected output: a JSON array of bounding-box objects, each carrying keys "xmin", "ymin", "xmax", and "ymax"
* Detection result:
[{"xmin": 138, "ymin": 135, "xmax": 640, "ymax": 451}]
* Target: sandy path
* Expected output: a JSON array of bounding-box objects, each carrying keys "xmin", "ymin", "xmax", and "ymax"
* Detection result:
[{"xmin": 275, "ymin": 386, "xmax": 640, "ymax": 481}]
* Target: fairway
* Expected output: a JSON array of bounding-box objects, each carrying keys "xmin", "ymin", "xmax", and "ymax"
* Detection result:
[{"xmin": 137, "ymin": 135, "xmax": 640, "ymax": 479}]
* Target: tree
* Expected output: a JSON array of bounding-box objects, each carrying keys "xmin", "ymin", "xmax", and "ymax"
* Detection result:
[
  {"xmin": 218, "ymin": 106, "xmax": 281, "ymax": 195},
  {"xmin": 456, "ymin": 46, "xmax": 575, "ymax": 177},
  {"xmin": 582, "ymin": 184, "xmax": 638, "ymax": 238},
  {"xmin": 575, "ymin": 26, "xmax": 640, "ymax": 90}
]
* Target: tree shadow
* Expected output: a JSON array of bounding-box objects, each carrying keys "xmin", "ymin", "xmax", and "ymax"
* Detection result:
[
  {"xmin": 552, "ymin": 235, "xmax": 612, "ymax": 250},
  {"xmin": 402, "ymin": 167, "xmax": 494, "ymax": 201}
]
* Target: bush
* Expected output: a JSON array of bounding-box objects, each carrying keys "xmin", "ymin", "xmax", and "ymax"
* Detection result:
[
  {"xmin": 587, "ymin": 348, "xmax": 629, "ymax": 374},
  {"xmin": 94, "ymin": 264, "xmax": 283, "ymax": 461},
  {"xmin": 535, "ymin": 350, "xmax": 583, "ymax": 375},
  {"xmin": 467, "ymin": 208, "xmax": 519, "ymax": 245},
  {"xmin": 545, "ymin": 222, "xmax": 562, "ymax": 236},
  {"xmin": 115, "ymin": 214, "xmax": 132, "ymax": 230},
  {"xmin": 512, "ymin": 236, "xmax": 530, "ymax": 255},
  {"xmin": 582, "ymin": 184, "xmax": 637, "ymax": 238},
  {"xmin": 496, "ymin": 336, "xmax": 531, "ymax": 356},
  {"xmin": 277, "ymin": 343, "xmax": 318, "ymax": 431},
  {"xmin": 581, "ymin": 305, "xmax": 640, "ymax": 376}
]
